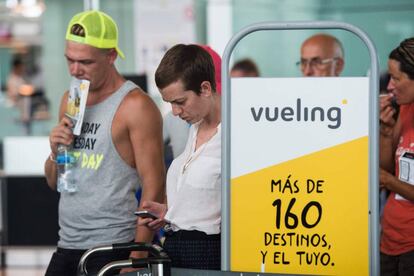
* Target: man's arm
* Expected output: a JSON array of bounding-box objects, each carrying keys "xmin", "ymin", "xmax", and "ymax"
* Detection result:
[
  {"xmin": 44, "ymin": 92, "xmax": 73, "ymax": 190},
  {"xmin": 125, "ymin": 91, "xmax": 166, "ymax": 254}
]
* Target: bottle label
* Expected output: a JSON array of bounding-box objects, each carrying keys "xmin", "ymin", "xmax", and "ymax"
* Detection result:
[{"xmin": 56, "ymin": 152, "xmax": 76, "ymax": 164}]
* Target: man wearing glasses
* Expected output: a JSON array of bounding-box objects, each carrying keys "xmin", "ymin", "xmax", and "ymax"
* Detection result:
[{"xmin": 298, "ymin": 33, "xmax": 344, "ymax": 77}]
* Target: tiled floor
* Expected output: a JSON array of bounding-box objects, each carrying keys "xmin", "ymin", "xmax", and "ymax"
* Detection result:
[
  {"xmin": 0, "ymin": 268, "xmax": 46, "ymax": 276},
  {"xmin": 0, "ymin": 247, "xmax": 52, "ymax": 276}
]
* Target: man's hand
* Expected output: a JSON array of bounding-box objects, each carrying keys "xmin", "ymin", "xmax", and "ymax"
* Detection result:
[
  {"xmin": 119, "ymin": 246, "xmax": 151, "ymax": 274},
  {"xmin": 45, "ymin": 111, "xmax": 74, "ymax": 190},
  {"xmin": 49, "ymin": 116, "xmax": 74, "ymax": 153}
]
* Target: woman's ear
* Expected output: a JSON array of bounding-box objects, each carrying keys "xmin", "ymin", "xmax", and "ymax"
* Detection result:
[{"xmin": 200, "ymin": 81, "xmax": 213, "ymax": 96}]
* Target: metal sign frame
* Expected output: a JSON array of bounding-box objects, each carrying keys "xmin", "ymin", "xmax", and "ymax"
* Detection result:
[{"xmin": 221, "ymin": 21, "xmax": 379, "ymax": 275}]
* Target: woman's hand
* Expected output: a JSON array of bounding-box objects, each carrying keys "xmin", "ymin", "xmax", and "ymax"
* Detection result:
[
  {"xmin": 138, "ymin": 201, "xmax": 168, "ymax": 231},
  {"xmin": 380, "ymin": 168, "xmax": 414, "ymax": 201},
  {"xmin": 379, "ymin": 94, "xmax": 396, "ymax": 137},
  {"xmin": 380, "ymin": 168, "xmax": 395, "ymax": 190}
]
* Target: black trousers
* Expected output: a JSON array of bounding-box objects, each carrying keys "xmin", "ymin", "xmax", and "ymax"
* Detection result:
[
  {"xmin": 45, "ymin": 247, "xmax": 130, "ymax": 276},
  {"xmin": 381, "ymin": 250, "xmax": 414, "ymax": 276},
  {"xmin": 163, "ymin": 230, "xmax": 221, "ymax": 270}
]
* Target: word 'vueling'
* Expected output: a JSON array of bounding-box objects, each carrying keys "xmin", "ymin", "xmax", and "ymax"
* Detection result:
[{"xmin": 250, "ymin": 98, "xmax": 342, "ymax": 129}]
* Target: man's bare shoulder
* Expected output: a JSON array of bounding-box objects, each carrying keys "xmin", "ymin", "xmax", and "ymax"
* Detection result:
[
  {"xmin": 118, "ymin": 88, "xmax": 161, "ymax": 123},
  {"xmin": 121, "ymin": 87, "xmax": 156, "ymax": 109}
]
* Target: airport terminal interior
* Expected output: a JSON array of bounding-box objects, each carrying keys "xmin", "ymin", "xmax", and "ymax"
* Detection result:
[{"xmin": 0, "ymin": 0, "xmax": 413, "ymax": 275}]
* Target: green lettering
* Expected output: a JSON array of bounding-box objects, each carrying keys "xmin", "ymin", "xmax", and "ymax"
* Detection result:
[
  {"xmin": 87, "ymin": 154, "xmax": 96, "ymax": 169},
  {"xmin": 95, "ymin": 154, "xmax": 104, "ymax": 169},
  {"xmin": 81, "ymin": 153, "xmax": 89, "ymax": 168}
]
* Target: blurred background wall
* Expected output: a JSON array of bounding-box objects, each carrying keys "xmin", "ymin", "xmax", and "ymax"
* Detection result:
[
  {"xmin": 0, "ymin": 0, "xmax": 413, "ymax": 141},
  {"xmin": 0, "ymin": 0, "xmax": 412, "ymax": 272},
  {"xmin": 0, "ymin": 0, "xmax": 412, "ymax": 140}
]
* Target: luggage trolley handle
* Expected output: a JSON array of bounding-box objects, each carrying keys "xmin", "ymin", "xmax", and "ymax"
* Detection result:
[
  {"xmin": 113, "ymin": 242, "xmax": 167, "ymax": 257},
  {"xmin": 77, "ymin": 242, "xmax": 167, "ymax": 276},
  {"xmin": 97, "ymin": 257, "xmax": 171, "ymax": 276}
]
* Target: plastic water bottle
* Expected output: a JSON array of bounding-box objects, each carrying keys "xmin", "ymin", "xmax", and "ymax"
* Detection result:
[{"xmin": 56, "ymin": 144, "xmax": 78, "ymax": 193}]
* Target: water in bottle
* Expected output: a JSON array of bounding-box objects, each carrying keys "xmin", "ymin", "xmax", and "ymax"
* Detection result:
[
  {"xmin": 56, "ymin": 144, "xmax": 78, "ymax": 193},
  {"xmin": 56, "ymin": 77, "xmax": 89, "ymax": 193}
]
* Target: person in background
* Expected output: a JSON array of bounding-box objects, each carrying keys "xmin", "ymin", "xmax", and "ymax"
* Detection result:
[
  {"xmin": 379, "ymin": 37, "xmax": 414, "ymax": 276},
  {"xmin": 298, "ymin": 33, "xmax": 344, "ymax": 77},
  {"xmin": 6, "ymin": 56, "xmax": 27, "ymax": 106},
  {"xmin": 230, "ymin": 58, "xmax": 260, "ymax": 77},
  {"xmin": 44, "ymin": 10, "xmax": 165, "ymax": 275},
  {"xmin": 140, "ymin": 44, "xmax": 222, "ymax": 270}
]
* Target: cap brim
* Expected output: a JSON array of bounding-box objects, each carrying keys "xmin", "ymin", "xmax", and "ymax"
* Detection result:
[{"xmin": 116, "ymin": 47, "xmax": 125, "ymax": 59}]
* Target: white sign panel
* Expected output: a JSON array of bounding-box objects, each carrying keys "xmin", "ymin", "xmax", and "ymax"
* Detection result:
[
  {"xmin": 231, "ymin": 77, "xmax": 369, "ymax": 178},
  {"xmin": 230, "ymin": 77, "xmax": 370, "ymax": 275}
]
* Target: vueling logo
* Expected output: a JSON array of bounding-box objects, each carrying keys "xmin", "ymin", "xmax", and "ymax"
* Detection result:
[{"xmin": 250, "ymin": 98, "xmax": 345, "ymax": 129}]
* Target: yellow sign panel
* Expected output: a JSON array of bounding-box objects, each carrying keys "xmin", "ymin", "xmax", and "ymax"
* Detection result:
[{"xmin": 231, "ymin": 137, "xmax": 369, "ymax": 275}]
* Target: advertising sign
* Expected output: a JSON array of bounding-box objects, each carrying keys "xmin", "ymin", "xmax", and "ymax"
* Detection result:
[{"xmin": 230, "ymin": 77, "xmax": 370, "ymax": 275}]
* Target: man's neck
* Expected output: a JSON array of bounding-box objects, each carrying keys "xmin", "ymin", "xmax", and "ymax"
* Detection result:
[{"xmin": 87, "ymin": 71, "xmax": 125, "ymax": 106}]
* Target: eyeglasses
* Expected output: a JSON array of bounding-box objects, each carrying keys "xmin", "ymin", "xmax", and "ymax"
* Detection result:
[{"xmin": 296, "ymin": 57, "xmax": 338, "ymax": 69}]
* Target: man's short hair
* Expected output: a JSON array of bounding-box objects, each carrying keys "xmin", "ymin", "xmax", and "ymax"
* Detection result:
[
  {"xmin": 12, "ymin": 56, "xmax": 23, "ymax": 68},
  {"xmin": 231, "ymin": 58, "xmax": 260, "ymax": 76},
  {"xmin": 302, "ymin": 33, "xmax": 345, "ymax": 58},
  {"xmin": 332, "ymin": 36, "xmax": 345, "ymax": 58},
  {"xmin": 155, "ymin": 44, "xmax": 216, "ymax": 95}
]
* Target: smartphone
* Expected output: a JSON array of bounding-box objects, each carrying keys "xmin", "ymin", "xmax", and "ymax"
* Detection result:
[{"xmin": 134, "ymin": 210, "xmax": 159, "ymax": 220}]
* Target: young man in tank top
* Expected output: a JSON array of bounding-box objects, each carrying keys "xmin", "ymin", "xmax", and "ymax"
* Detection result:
[{"xmin": 44, "ymin": 10, "xmax": 165, "ymax": 276}]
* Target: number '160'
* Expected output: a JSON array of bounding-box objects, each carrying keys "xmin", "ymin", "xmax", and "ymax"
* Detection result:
[{"xmin": 272, "ymin": 198, "xmax": 322, "ymax": 229}]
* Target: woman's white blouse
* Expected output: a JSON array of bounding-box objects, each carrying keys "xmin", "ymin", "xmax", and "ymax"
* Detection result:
[{"xmin": 165, "ymin": 121, "xmax": 221, "ymax": 234}]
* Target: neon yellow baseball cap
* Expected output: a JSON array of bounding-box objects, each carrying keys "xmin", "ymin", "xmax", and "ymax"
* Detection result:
[{"xmin": 65, "ymin": 10, "xmax": 125, "ymax": 59}]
